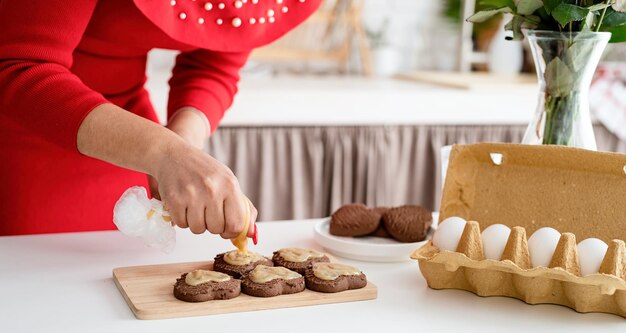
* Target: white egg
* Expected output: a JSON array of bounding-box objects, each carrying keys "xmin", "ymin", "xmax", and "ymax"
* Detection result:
[
  {"xmin": 481, "ymin": 224, "xmax": 511, "ymax": 260},
  {"xmin": 432, "ymin": 216, "xmax": 467, "ymax": 252},
  {"xmin": 527, "ymin": 227, "xmax": 561, "ymax": 268},
  {"xmin": 577, "ymin": 238, "xmax": 608, "ymax": 276}
]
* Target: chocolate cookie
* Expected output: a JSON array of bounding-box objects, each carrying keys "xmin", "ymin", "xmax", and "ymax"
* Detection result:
[
  {"xmin": 272, "ymin": 248, "xmax": 330, "ymax": 274},
  {"xmin": 330, "ymin": 203, "xmax": 380, "ymax": 236},
  {"xmin": 241, "ymin": 265, "xmax": 306, "ymax": 297},
  {"xmin": 382, "ymin": 205, "xmax": 432, "ymax": 243},
  {"xmin": 305, "ymin": 262, "xmax": 367, "ymax": 293},
  {"xmin": 369, "ymin": 224, "xmax": 391, "ymax": 238},
  {"xmin": 367, "ymin": 207, "xmax": 391, "ymax": 238},
  {"xmin": 371, "ymin": 206, "xmax": 390, "ymax": 217},
  {"xmin": 173, "ymin": 270, "xmax": 241, "ymax": 302},
  {"xmin": 213, "ymin": 250, "xmax": 273, "ymax": 278}
]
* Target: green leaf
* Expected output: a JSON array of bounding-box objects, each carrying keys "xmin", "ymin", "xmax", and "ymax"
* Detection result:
[
  {"xmin": 551, "ymin": 4, "xmax": 590, "ymax": 27},
  {"xmin": 543, "ymin": 0, "xmax": 560, "ymax": 14},
  {"xmin": 467, "ymin": 7, "xmax": 512, "ymax": 22},
  {"xmin": 511, "ymin": 15, "xmax": 526, "ymax": 40},
  {"xmin": 606, "ymin": 25, "xmax": 626, "ymax": 42},
  {"xmin": 565, "ymin": 38, "xmax": 595, "ymax": 72},
  {"xmin": 523, "ymin": 14, "xmax": 542, "ymax": 25},
  {"xmin": 582, "ymin": 11, "xmax": 595, "ymax": 31},
  {"xmin": 504, "ymin": 15, "xmax": 526, "ymax": 40},
  {"xmin": 480, "ymin": 0, "xmax": 516, "ymax": 9},
  {"xmin": 515, "ymin": 0, "xmax": 544, "ymax": 15},
  {"xmin": 602, "ymin": 9, "xmax": 626, "ymax": 27},
  {"xmin": 545, "ymin": 57, "xmax": 574, "ymax": 98}
]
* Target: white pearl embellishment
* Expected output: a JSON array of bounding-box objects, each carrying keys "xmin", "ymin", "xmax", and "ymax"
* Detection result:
[{"xmin": 169, "ymin": 0, "xmax": 303, "ymax": 27}]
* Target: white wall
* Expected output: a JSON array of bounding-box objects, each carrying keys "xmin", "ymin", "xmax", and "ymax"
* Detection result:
[{"xmin": 361, "ymin": 0, "xmax": 459, "ymax": 72}]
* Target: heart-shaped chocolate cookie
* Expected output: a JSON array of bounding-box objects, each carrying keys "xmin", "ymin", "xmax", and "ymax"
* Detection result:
[
  {"xmin": 304, "ymin": 262, "xmax": 367, "ymax": 293},
  {"xmin": 174, "ymin": 270, "xmax": 241, "ymax": 302},
  {"xmin": 213, "ymin": 250, "xmax": 274, "ymax": 279},
  {"xmin": 329, "ymin": 203, "xmax": 381, "ymax": 237},
  {"xmin": 241, "ymin": 266, "xmax": 305, "ymax": 297}
]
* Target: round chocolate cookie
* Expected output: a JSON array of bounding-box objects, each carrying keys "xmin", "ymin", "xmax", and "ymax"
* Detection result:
[
  {"xmin": 367, "ymin": 207, "xmax": 391, "ymax": 238},
  {"xmin": 272, "ymin": 248, "xmax": 330, "ymax": 275},
  {"xmin": 382, "ymin": 205, "xmax": 432, "ymax": 243},
  {"xmin": 173, "ymin": 270, "xmax": 241, "ymax": 302},
  {"xmin": 305, "ymin": 262, "xmax": 367, "ymax": 293},
  {"xmin": 330, "ymin": 203, "xmax": 380, "ymax": 237},
  {"xmin": 241, "ymin": 265, "xmax": 305, "ymax": 297},
  {"xmin": 213, "ymin": 251, "xmax": 273, "ymax": 279}
]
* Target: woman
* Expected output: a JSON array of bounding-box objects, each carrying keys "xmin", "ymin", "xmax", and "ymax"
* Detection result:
[{"xmin": 0, "ymin": 0, "xmax": 320, "ymax": 237}]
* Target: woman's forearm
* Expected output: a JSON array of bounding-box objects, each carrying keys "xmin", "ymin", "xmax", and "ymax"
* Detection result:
[
  {"xmin": 167, "ymin": 106, "xmax": 211, "ymax": 149},
  {"xmin": 76, "ymin": 103, "xmax": 183, "ymax": 176},
  {"xmin": 76, "ymin": 103, "xmax": 256, "ymax": 239}
]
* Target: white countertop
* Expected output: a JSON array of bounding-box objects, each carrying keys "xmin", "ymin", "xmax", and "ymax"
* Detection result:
[
  {"xmin": 146, "ymin": 75, "xmax": 538, "ymax": 127},
  {"xmin": 1, "ymin": 219, "xmax": 623, "ymax": 332},
  {"xmin": 222, "ymin": 77, "xmax": 537, "ymax": 127}
]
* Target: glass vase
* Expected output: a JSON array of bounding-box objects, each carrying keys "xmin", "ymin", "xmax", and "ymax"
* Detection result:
[{"xmin": 521, "ymin": 30, "xmax": 611, "ymax": 150}]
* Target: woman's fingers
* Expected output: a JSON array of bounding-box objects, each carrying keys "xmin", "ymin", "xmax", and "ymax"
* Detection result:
[
  {"xmin": 147, "ymin": 175, "xmax": 161, "ymax": 200},
  {"xmin": 187, "ymin": 205, "xmax": 207, "ymax": 234},
  {"xmin": 204, "ymin": 197, "xmax": 225, "ymax": 235},
  {"xmin": 174, "ymin": 210, "xmax": 188, "ymax": 229},
  {"xmin": 163, "ymin": 194, "xmax": 187, "ymax": 229},
  {"xmin": 247, "ymin": 198, "xmax": 258, "ymax": 238},
  {"xmin": 152, "ymin": 143, "xmax": 256, "ymax": 240},
  {"xmin": 220, "ymin": 196, "xmax": 246, "ymax": 239}
]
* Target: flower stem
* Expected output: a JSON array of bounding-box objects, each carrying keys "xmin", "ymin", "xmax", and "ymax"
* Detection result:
[
  {"xmin": 596, "ymin": 1, "xmax": 610, "ymax": 32},
  {"xmin": 542, "ymin": 92, "xmax": 579, "ymax": 146}
]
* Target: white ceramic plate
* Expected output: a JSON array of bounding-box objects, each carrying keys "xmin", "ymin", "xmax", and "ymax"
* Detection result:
[{"xmin": 313, "ymin": 212, "xmax": 438, "ymax": 262}]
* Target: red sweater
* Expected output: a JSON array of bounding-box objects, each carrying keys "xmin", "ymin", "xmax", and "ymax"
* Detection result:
[{"xmin": 0, "ymin": 0, "xmax": 319, "ymax": 235}]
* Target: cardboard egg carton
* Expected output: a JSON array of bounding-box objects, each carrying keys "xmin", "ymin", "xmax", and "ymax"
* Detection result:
[{"xmin": 411, "ymin": 143, "xmax": 626, "ymax": 317}]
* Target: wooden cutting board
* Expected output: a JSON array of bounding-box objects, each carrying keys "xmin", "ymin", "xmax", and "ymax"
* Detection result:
[{"xmin": 113, "ymin": 259, "xmax": 378, "ymax": 320}]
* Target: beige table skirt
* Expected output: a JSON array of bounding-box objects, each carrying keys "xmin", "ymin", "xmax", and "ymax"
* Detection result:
[{"xmin": 207, "ymin": 125, "xmax": 625, "ymax": 221}]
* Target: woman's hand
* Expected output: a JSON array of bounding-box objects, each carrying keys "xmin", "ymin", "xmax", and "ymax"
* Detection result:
[
  {"xmin": 149, "ymin": 107, "xmax": 257, "ymax": 239},
  {"xmin": 148, "ymin": 107, "xmax": 207, "ymax": 199},
  {"xmin": 151, "ymin": 140, "xmax": 257, "ymax": 239}
]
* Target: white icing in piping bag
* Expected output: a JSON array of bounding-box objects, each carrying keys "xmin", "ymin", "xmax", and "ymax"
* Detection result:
[{"xmin": 113, "ymin": 186, "xmax": 175, "ymax": 253}]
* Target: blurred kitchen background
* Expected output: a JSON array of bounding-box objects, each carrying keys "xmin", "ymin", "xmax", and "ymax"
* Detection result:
[{"xmin": 145, "ymin": 0, "xmax": 626, "ymax": 221}]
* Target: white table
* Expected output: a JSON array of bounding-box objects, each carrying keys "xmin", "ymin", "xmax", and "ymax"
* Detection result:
[{"xmin": 1, "ymin": 219, "xmax": 623, "ymax": 332}]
